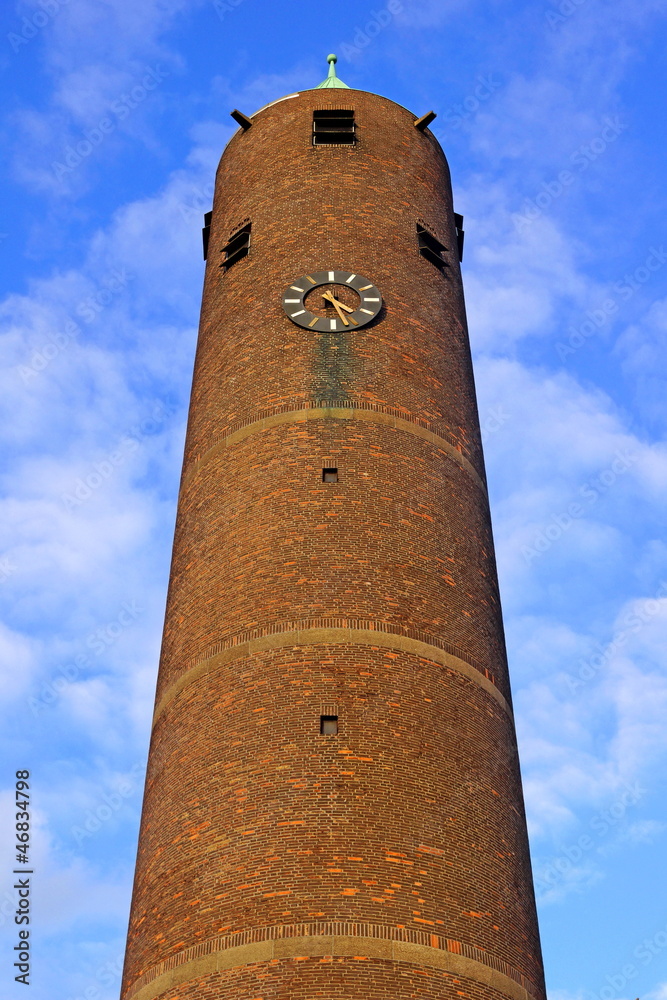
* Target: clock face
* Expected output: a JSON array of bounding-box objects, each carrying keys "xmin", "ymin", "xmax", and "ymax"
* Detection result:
[{"xmin": 282, "ymin": 270, "xmax": 382, "ymax": 332}]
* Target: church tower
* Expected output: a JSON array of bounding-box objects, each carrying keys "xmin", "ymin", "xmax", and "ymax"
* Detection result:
[{"xmin": 120, "ymin": 56, "xmax": 546, "ymax": 1000}]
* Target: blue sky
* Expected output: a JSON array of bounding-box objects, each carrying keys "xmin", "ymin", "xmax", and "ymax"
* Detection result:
[{"xmin": 1, "ymin": 1, "xmax": 667, "ymax": 998}]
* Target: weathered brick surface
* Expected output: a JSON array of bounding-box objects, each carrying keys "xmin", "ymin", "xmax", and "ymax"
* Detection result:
[
  {"xmin": 128, "ymin": 648, "xmax": 538, "ymax": 981},
  {"xmin": 157, "ymin": 422, "xmax": 506, "ymax": 705},
  {"xmin": 120, "ymin": 87, "xmax": 546, "ymax": 1000}
]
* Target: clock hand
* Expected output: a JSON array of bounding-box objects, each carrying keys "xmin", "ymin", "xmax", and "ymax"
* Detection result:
[
  {"xmin": 323, "ymin": 292, "xmax": 355, "ymax": 312},
  {"xmin": 323, "ymin": 292, "xmax": 358, "ymax": 325},
  {"xmin": 331, "ymin": 300, "xmax": 349, "ymax": 326},
  {"xmin": 321, "ymin": 292, "xmax": 349, "ymax": 326}
]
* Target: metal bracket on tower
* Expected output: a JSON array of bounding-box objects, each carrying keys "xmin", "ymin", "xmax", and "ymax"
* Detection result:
[
  {"xmin": 231, "ymin": 109, "xmax": 253, "ymax": 130},
  {"xmin": 414, "ymin": 110, "xmax": 437, "ymax": 131}
]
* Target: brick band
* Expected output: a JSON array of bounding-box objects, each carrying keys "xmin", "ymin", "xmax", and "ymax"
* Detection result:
[
  {"xmin": 184, "ymin": 401, "xmax": 487, "ymax": 492},
  {"xmin": 153, "ymin": 621, "xmax": 510, "ymax": 725},
  {"xmin": 125, "ymin": 923, "xmax": 539, "ymax": 1000}
]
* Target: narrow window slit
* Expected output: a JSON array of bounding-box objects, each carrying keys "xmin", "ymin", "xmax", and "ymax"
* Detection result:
[
  {"xmin": 202, "ymin": 210, "xmax": 212, "ymax": 261},
  {"xmin": 322, "ymin": 467, "xmax": 338, "ymax": 483},
  {"xmin": 454, "ymin": 213, "xmax": 465, "ymax": 262},
  {"xmin": 320, "ymin": 715, "xmax": 339, "ymax": 735}
]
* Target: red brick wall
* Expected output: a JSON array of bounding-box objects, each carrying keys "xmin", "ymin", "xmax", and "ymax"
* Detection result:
[
  {"xmin": 132, "ymin": 959, "xmax": 533, "ymax": 1000},
  {"xmin": 120, "ymin": 88, "xmax": 546, "ymax": 1000}
]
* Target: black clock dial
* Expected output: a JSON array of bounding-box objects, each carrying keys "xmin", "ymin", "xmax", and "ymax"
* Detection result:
[{"xmin": 282, "ymin": 270, "xmax": 382, "ymax": 331}]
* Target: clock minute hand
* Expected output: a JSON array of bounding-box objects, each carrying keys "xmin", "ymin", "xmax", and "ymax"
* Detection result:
[
  {"xmin": 324, "ymin": 292, "xmax": 359, "ymax": 326},
  {"xmin": 321, "ymin": 291, "xmax": 349, "ymax": 326},
  {"xmin": 327, "ymin": 294, "xmax": 355, "ymax": 313}
]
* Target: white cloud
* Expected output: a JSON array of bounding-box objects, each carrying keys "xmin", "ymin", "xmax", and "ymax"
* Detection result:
[
  {"xmin": 514, "ymin": 592, "xmax": 667, "ymax": 842},
  {"xmin": 646, "ymin": 982, "xmax": 667, "ymax": 1000},
  {"xmin": 0, "ymin": 623, "xmax": 37, "ymax": 701},
  {"xmin": 464, "ymin": 346, "xmax": 667, "ymax": 851}
]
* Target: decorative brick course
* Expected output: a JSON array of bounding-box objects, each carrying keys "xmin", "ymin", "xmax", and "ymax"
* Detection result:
[
  {"xmin": 129, "ymin": 954, "xmax": 535, "ymax": 1000},
  {"xmin": 127, "ymin": 923, "xmax": 540, "ymax": 1000},
  {"xmin": 119, "ymin": 85, "xmax": 546, "ymax": 1000},
  {"xmin": 184, "ymin": 399, "xmax": 487, "ymax": 487},
  {"xmin": 151, "ymin": 619, "xmax": 507, "ymax": 724}
]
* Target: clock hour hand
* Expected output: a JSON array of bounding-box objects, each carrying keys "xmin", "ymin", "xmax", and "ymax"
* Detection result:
[
  {"xmin": 321, "ymin": 291, "xmax": 349, "ymax": 326},
  {"xmin": 322, "ymin": 292, "xmax": 354, "ymax": 312}
]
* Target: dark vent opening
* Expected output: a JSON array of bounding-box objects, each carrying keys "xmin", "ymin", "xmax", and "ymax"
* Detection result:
[
  {"xmin": 202, "ymin": 211, "xmax": 212, "ymax": 261},
  {"xmin": 313, "ymin": 109, "xmax": 356, "ymax": 146},
  {"xmin": 320, "ymin": 715, "xmax": 339, "ymax": 735},
  {"xmin": 417, "ymin": 224, "xmax": 448, "ymax": 271},
  {"xmin": 454, "ymin": 213, "xmax": 465, "ymax": 262},
  {"xmin": 221, "ymin": 223, "xmax": 251, "ymax": 272},
  {"xmin": 322, "ymin": 467, "xmax": 338, "ymax": 483}
]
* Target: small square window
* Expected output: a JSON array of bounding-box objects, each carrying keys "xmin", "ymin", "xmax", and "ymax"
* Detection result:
[
  {"xmin": 322, "ymin": 467, "xmax": 338, "ymax": 483},
  {"xmin": 320, "ymin": 715, "xmax": 339, "ymax": 735}
]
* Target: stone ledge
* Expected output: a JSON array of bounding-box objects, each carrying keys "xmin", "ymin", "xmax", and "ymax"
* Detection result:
[
  {"xmin": 125, "ymin": 925, "xmax": 541, "ymax": 1000},
  {"xmin": 153, "ymin": 623, "xmax": 511, "ymax": 724},
  {"xmin": 183, "ymin": 401, "xmax": 487, "ymax": 493}
]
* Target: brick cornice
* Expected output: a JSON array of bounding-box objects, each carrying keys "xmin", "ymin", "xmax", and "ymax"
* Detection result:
[
  {"xmin": 183, "ymin": 400, "xmax": 487, "ymax": 492},
  {"xmin": 125, "ymin": 922, "xmax": 541, "ymax": 1000},
  {"xmin": 153, "ymin": 619, "xmax": 510, "ymax": 725}
]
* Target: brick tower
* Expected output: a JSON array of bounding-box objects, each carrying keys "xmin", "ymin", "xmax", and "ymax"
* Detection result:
[{"xmin": 120, "ymin": 56, "xmax": 546, "ymax": 1000}]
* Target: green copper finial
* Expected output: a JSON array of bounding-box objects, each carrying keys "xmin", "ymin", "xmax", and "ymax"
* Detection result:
[{"xmin": 315, "ymin": 52, "xmax": 350, "ymax": 89}]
